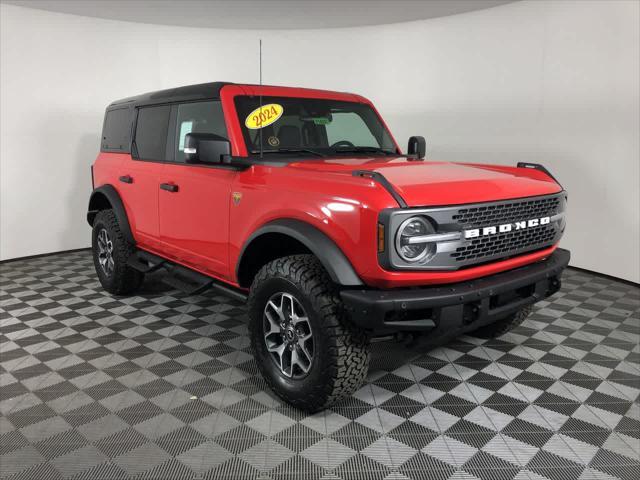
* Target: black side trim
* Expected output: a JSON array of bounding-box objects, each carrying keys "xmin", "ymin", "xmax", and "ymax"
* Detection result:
[
  {"xmin": 237, "ymin": 219, "xmax": 363, "ymax": 287},
  {"xmin": 352, "ymin": 170, "xmax": 407, "ymax": 208},
  {"xmin": 517, "ymin": 162, "xmax": 562, "ymax": 187},
  {"xmin": 86, "ymin": 185, "xmax": 134, "ymax": 244}
]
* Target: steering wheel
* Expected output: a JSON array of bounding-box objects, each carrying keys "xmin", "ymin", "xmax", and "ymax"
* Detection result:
[{"xmin": 330, "ymin": 140, "xmax": 355, "ymax": 149}]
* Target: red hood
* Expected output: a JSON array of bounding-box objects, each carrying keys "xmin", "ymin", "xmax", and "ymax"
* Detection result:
[{"xmin": 288, "ymin": 157, "xmax": 562, "ymax": 206}]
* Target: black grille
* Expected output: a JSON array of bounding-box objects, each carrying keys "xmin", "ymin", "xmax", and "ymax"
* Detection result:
[
  {"xmin": 452, "ymin": 196, "xmax": 561, "ymax": 228},
  {"xmin": 451, "ymin": 224, "xmax": 557, "ymax": 262}
]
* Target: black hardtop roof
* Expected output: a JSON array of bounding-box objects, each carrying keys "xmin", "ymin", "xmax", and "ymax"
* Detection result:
[
  {"xmin": 108, "ymin": 81, "xmax": 233, "ymax": 108},
  {"xmin": 107, "ymin": 82, "xmax": 358, "ymax": 110}
]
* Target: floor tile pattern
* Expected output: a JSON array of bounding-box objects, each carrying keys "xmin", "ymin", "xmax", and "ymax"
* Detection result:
[{"xmin": 1, "ymin": 251, "xmax": 638, "ymax": 479}]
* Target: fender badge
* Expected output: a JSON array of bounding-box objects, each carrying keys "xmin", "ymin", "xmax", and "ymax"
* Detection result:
[{"xmin": 232, "ymin": 192, "xmax": 243, "ymax": 205}]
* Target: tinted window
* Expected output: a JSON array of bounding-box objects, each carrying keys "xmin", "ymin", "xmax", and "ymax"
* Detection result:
[
  {"xmin": 174, "ymin": 101, "xmax": 227, "ymax": 162},
  {"xmin": 101, "ymin": 108, "xmax": 131, "ymax": 152},
  {"xmin": 134, "ymin": 105, "xmax": 171, "ymax": 161},
  {"xmin": 325, "ymin": 112, "xmax": 378, "ymax": 147},
  {"xmin": 234, "ymin": 96, "xmax": 396, "ymax": 157}
]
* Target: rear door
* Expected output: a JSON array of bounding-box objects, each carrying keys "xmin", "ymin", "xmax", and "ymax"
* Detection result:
[
  {"xmin": 118, "ymin": 105, "xmax": 170, "ymax": 251},
  {"xmin": 158, "ymin": 100, "xmax": 235, "ymax": 280}
]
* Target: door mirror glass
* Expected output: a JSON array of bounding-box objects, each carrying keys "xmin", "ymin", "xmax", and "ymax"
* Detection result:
[
  {"xmin": 407, "ymin": 136, "xmax": 426, "ymax": 159},
  {"xmin": 184, "ymin": 133, "xmax": 231, "ymax": 164}
]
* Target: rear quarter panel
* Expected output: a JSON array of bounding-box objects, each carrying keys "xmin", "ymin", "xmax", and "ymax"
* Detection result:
[{"xmin": 92, "ymin": 152, "xmax": 124, "ymax": 190}]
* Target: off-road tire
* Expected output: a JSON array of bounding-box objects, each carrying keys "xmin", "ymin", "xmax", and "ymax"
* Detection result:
[
  {"xmin": 248, "ymin": 255, "xmax": 370, "ymax": 412},
  {"xmin": 471, "ymin": 305, "xmax": 533, "ymax": 338},
  {"xmin": 91, "ymin": 209, "xmax": 144, "ymax": 295}
]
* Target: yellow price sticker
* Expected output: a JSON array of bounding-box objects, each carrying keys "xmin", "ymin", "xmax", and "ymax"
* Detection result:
[{"xmin": 245, "ymin": 103, "xmax": 283, "ymax": 129}]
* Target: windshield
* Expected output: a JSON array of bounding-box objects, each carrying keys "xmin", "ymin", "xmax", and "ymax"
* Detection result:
[{"xmin": 234, "ymin": 96, "xmax": 397, "ymax": 157}]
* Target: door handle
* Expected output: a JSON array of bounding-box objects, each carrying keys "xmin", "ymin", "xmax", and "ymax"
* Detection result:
[
  {"xmin": 160, "ymin": 183, "xmax": 179, "ymax": 193},
  {"xmin": 119, "ymin": 175, "xmax": 133, "ymax": 184}
]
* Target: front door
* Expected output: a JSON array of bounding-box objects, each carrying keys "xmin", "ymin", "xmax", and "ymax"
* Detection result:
[{"xmin": 158, "ymin": 101, "xmax": 235, "ymax": 280}]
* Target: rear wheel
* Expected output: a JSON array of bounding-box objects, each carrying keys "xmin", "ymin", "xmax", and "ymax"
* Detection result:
[
  {"xmin": 248, "ymin": 255, "xmax": 370, "ymax": 412},
  {"xmin": 91, "ymin": 209, "xmax": 144, "ymax": 295},
  {"xmin": 470, "ymin": 305, "xmax": 532, "ymax": 338}
]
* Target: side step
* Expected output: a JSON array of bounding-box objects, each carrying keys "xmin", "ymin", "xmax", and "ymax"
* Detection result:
[
  {"xmin": 127, "ymin": 250, "xmax": 166, "ymax": 273},
  {"xmin": 163, "ymin": 264, "xmax": 214, "ymax": 296},
  {"xmin": 128, "ymin": 249, "xmax": 248, "ymax": 301}
]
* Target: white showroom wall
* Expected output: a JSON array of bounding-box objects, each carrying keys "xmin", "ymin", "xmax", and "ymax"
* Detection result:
[{"xmin": 1, "ymin": 1, "xmax": 638, "ymax": 282}]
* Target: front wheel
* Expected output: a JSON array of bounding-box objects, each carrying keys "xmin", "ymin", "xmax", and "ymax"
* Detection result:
[{"xmin": 248, "ymin": 255, "xmax": 370, "ymax": 412}]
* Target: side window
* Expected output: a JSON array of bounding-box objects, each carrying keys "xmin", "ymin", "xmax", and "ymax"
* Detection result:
[
  {"xmin": 174, "ymin": 101, "xmax": 227, "ymax": 162},
  {"xmin": 325, "ymin": 112, "xmax": 377, "ymax": 147},
  {"xmin": 134, "ymin": 105, "xmax": 171, "ymax": 161},
  {"xmin": 101, "ymin": 108, "xmax": 131, "ymax": 152}
]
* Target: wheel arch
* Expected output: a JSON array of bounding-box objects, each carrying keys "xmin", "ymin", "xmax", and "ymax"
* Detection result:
[
  {"xmin": 236, "ymin": 219, "xmax": 363, "ymax": 288},
  {"xmin": 87, "ymin": 185, "xmax": 134, "ymax": 244}
]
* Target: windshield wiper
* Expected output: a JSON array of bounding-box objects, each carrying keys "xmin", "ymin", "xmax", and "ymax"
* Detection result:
[
  {"xmin": 250, "ymin": 148, "xmax": 326, "ymax": 157},
  {"xmin": 332, "ymin": 146, "xmax": 396, "ymax": 155}
]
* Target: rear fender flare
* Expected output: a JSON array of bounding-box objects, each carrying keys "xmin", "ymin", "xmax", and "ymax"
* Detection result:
[{"xmin": 87, "ymin": 185, "xmax": 134, "ymax": 244}]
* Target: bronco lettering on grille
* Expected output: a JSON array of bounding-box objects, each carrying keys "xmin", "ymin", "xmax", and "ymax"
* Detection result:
[{"xmin": 464, "ymin": 216, "xmax": 551, "ymax": 239}]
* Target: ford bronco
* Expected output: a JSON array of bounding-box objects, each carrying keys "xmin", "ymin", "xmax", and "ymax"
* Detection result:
[{"xmin": 88, "ymin": 82, "xmax": 569, "ymax": 411}]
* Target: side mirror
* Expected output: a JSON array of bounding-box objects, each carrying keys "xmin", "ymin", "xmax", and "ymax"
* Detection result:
[
  {"xmin": 184, "ymin": 133, "xmax": 231, "ymax": 164},
  {"xmin": 407, "ymin": 136, "xmax": 426, "ymax": 159}
]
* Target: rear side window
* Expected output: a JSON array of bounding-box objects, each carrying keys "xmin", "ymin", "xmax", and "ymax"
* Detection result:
[
  {"xmin": 174, "ymin": 101, "xmax": 227, "ymax": 162},
  {"xmin": 134, "ymin": 105, "xmax": 171, "ymax": 161},
  {"xmin": 101, "ymin": 108, "xmax": 131, "ymax": 152}
]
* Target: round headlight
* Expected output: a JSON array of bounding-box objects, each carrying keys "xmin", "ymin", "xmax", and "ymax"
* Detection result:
[{"xmin": 395, "ymin": 216, "xmax": 436, "ymax": 262}]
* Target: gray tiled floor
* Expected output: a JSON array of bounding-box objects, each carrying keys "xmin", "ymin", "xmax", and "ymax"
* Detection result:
[{"xmin": 1, "ymin": 250, "xmax": 639, "ymax": 479}]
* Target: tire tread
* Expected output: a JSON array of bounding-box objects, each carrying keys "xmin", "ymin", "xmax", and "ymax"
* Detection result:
[
  {"xmin": 248, "ymin": 254, "xmax": 369, "ymax": 412},
  {"xmin": 92, "ymin": 209, "xmax": 143, "ymax": 295}
]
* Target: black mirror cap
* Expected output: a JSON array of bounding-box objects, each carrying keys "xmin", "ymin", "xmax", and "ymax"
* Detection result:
[
  {"xmin": 184, "ymin": 132, "xmax": 231, "ymax": 164},
  {"xmin": 407, "ymin": 136, "xmax": 426, "ymax": 159}
]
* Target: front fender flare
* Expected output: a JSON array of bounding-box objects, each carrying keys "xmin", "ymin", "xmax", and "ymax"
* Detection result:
[
  {"xmin": 237, "ymin": 219, "xmax": 363, "ymax": 287},
  {"xmin": 87, "ymin": 185, "xmax": 134, "ymax": 244}
]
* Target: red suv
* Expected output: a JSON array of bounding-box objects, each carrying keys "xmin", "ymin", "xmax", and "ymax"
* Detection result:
[{"xmin": 88, "ymin": 82, "xmax": 569, "ymax": 411}]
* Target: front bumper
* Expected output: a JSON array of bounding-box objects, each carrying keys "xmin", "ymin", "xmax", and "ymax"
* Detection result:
[{"xmin": 341, "ymin": 248, "xmax": 570, "ymax": 336}]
